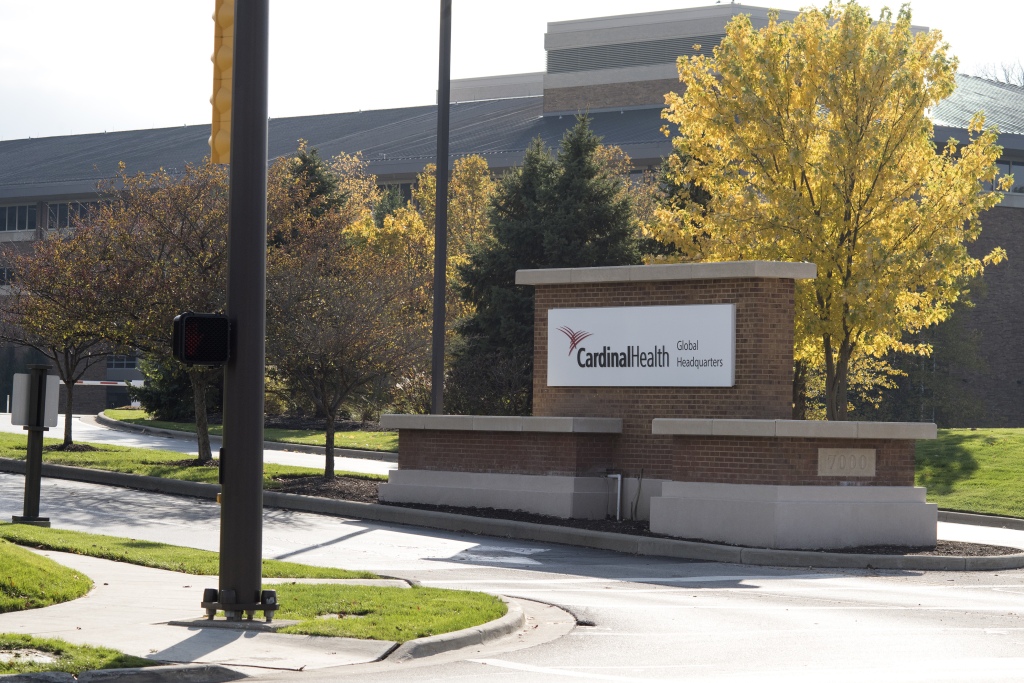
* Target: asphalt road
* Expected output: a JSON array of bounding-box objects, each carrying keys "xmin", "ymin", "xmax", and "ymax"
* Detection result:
[
  {"xmin": 3, "ymin": 470, "xmax": 1024, "ymax": 682},
  {"xmin": 3, "ymin": 416, "xmax": 1024, "ymax": 681}
]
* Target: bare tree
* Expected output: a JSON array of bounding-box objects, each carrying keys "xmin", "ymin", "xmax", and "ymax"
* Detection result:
[{"xmin": 974, "ymin": 61, "xmax": 1024, "ymax": 87}]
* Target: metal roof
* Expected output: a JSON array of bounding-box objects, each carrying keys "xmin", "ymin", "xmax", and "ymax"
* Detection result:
[
  {"xmin": 931, "ymin": 74, "xmax": 1024, "ymax": 137},
  {"xmin": 2, "ymin": 74, "xmax": 1022, "ymax": 204},
  {"xmin": 0, "ymin": 98, "xmax": 669, "ymax": 203}
]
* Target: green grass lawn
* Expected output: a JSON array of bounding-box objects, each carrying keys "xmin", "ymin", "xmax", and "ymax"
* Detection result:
[
  {"xmin": 104, "ymin": 409, "xmax": 398, "ymax": 453},
  {"xmin": 0, "ymin": 633, "xmax": 155, "ymax": 676},
  {"xmin": 0, "ymin": 524, "xmax": 506, "ymax": 644},
  {"xmin": 916, "ymin": 428, "xmax": 1024, "ymax": 519},
  {"xmin": 0, "ymin": 539, "xmax": 91, "ymax": 613},
  {"xmin": 0, "ymin": 431, "xmax": 386, "ymax": 485},
  {"xmin": 0, "ymin": 524, "xmax": 375, "ymax": 579},
  {"xmin": 273, "ymin": 583, "xmax": 506, "ymax": 642}
]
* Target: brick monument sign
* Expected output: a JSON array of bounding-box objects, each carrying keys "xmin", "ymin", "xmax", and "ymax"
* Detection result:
[{"xmin": 382, "ymin": 261, "xmax": 937, "ymax": 549}]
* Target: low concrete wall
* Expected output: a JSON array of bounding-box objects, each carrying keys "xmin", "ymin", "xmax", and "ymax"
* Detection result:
[
  {"xmin": 615, "ymin": 476, "xmax": 665, "ymax": 521},
  {"xmin": 381, "ymin": 470, "xmax": 612, "ymax": 519},
  {"xmin": 651, "ymin": 481, "xmax": 937, "ymax": 549},
  {"xmin": 380, "ymin": 469, "xmax": 669, "ymax": 521}
]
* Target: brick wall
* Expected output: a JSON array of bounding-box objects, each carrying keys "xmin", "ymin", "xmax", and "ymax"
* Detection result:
[
  {"xmin": 532, "ymin": 277, "xmax": 796, "ymax": 479},
  {"xmin": 955, "ymin": 204, "xmax": 1024, "ymax": 426},
  {"xmin": 668, "ymin": 436, "xmax": 914, "ymax": 486},
  {"xmin": 398, "ymin": 430, "xmax": 617, "ymax": 476},
  {"xmin": 58, "ymin": 361, "xmax": 107, "ymax": 416},
  {"xmin": 543, "ymin": 79, "xmax": 679, "ymax": 113}
]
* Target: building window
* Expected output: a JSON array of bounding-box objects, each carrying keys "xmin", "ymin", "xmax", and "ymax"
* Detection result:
[
  {"xmin": 106, "ymin": 354, "xmax": 138, "ymax": 369},
  {"xmin": 0, "ymin": 268, "xmax": 14, "ymax": 286},
  {"xmin": 1011, "ymin": 162, "xmax": 1024, "ymax": 194},
  {"xmin": 0, "ymin": 205, "xmax": 37, "ymax": 231},
  {"xmin": 46, "ymin": 201, "xmax": 95, "ymax": 230},
  {"xmin": 990, "ymin": 160, "xmax": 1024, "ymax": 193}
]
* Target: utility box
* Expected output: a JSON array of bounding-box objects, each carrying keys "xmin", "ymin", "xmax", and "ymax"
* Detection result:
[{"xmin": 11, "ymin": 373, "xmax": 60, "ymax": 428}]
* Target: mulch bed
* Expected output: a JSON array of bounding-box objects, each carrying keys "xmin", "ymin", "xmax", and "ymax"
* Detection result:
[
  {"xmin": 170, "ymin": 458, "xmax": 220, "ymax": 468},
  {"xmin": 270, "ymin": 475, "xmax": 379, "ymax": 504},
  {"xmin": 261, "ymin": 475, "xmax": 1022, "ymax": 558},
  {"xmin": 43, "ymin": 444, "xmax": 99, "ymax": 453}
]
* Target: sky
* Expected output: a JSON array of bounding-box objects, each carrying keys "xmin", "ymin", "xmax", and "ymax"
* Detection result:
[{"xmin": 0, "ymin": 0, "xmax": 1020, "ymax": 141}]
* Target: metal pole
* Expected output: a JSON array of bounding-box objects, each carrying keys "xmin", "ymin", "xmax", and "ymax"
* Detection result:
[
  {"xmin": 219, "ymin": 0, "xmax": 269, "ymax": 620},
  {"xmin": 431, "ymin": 0, "xmax": 452, "ymax": 415},
  {"xmin": 14, "ymin": 365, "xmax": 50, "ymax": 527}
]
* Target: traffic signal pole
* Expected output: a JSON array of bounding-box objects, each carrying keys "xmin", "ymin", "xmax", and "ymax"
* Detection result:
[{"xmin": 218, "ymin": 0, "xmax": 269, "ymax": 620}]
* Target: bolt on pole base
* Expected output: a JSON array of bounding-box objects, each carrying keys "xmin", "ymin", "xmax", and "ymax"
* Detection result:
[
  {"xmin": 201, "ymin": 602, "xmax": 279, "ymax": 623},
  {"xmin": 201, "ymin": 588, "xmax": 278, "ymax": 623}
]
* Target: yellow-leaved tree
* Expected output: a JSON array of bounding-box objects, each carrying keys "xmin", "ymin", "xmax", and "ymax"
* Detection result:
[
  {"xmin": 408, "ymin": 155, "xmax": 497, "ymax": 325},
  {"xmin": 653, "ymin": 1, "xmax": 1010, "ymax": 420},
  {"xmin": 361, "ymin": 156, "xmax": 496, "ymax": 412}
]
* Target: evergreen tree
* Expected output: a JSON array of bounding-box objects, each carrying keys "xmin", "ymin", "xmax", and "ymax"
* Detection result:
[
  {"xmin": 448, "ymin": 116, "xmax": 640, "ymax": 415},
  {"xmin": 128, "ymin": 355, "xmax": 223, "ymax": 422},
  {"xmin": 373, "ymin": 186, "xmax": 404, "ymax": 228},
  {"xmin": 290, "ymin": 144, "xmax": 342, "ymax": 217}
]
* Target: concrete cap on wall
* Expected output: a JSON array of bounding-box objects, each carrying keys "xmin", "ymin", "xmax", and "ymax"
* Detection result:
[
  {"xmin": 652, "ymin": 418, "xmax": 937, "ymax": 440},
  {"xmin": 381, "ymin": 414, "xmax": 623, "ymax": 434},
  {"xmin": 515, "ymin": 261, "xmax": 817, "ymax": 286}
]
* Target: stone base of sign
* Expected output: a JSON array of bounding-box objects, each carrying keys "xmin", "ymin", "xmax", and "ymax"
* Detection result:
[
  {"xmin": 379, "ymin": 470, "xmax": 615, "ymax": 519},
  {"xmin": 616, "ymin": 476, "xmax": 667, "ymax": 520},
  {"xmin": 379, "ymin": 468, "xmax": 671, "ymax": 521},
  {"xmin": 649, "ymin": 481, "xmax": 937, "ymax": 550}
]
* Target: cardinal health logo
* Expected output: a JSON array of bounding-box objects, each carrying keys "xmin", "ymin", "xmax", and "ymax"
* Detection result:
[{"xmin": 557, "ymin": 326, "xmax": 593, "ymax": 355}]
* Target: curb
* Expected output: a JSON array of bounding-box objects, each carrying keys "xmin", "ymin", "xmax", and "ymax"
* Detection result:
[
  {"xmin": 90, "ymin": 413, "xmax": 398, "ymax": 463},
  {"xmin": 2, "ymin": 458, "xmax": 1023, "ymax": 572},
  {"xmin": 1, "ymin": 664, "xmax": 246, "ymax": 683},
  {"xmin": 387, "ymin": 596, "xmax": 525, "ymax": 662},
  {"xmin": 0, "ymin": 601, "xmax": 529, "ymax": 682},
  {"xmin": 939, "ymin": 510, "xmax": 1024, "ymax": 532},
  {"xmin": 0, "ymin": 458, "xmax": 221, "ymax": 500}
]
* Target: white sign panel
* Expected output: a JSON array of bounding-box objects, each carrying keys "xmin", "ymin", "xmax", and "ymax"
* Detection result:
[
  {"xmin": 11, "ymin": 374, "xmax": 60, "ymax": 428},
  {"xmin": 547, "ymin": 304, "xmax": 735, "ymax": 387}
]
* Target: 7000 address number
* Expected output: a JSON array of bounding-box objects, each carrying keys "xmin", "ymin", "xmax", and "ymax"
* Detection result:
[{"xmin": 817, "ymin": 448, "xmax": 876, "ymax": 477}]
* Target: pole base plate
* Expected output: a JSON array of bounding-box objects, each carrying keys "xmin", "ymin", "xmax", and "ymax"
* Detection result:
[{"xmin": 12, "ymin": 516, "xmax": 50, "ymax": 527}]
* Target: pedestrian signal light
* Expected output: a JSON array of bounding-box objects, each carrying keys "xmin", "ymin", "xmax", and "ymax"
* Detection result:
[
  {"xmin": 209, "ymin": 0, "xmax": 234, "ymax": 164},
  {"xmin": 172, "ymin": 313, "xmax": 230, "ymax": 366}
]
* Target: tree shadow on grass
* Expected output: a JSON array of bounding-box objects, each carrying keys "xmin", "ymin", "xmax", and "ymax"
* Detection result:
[{"xmin": 915, "ymin": 433, "xmax": 979, "ymax": 495}]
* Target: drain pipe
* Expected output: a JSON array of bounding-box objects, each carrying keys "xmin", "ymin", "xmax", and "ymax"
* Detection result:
[{"xmin": 607, "ymin": 473, "xmax": 622, "ymax": 521}]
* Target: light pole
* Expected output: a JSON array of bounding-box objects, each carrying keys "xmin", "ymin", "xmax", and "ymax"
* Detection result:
[{"xmin": 431, "ymin": 0, "xmax": 452, "ymax": 415}]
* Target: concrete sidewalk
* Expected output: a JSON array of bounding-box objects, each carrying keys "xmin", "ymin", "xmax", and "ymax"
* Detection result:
[
  {"xmin": 0, "ymin": 550, "xmax": 537, "ymax": 681},
  {"xmin": 0, "ymin": 552, "xmax": 395, "ymax": 673}
]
